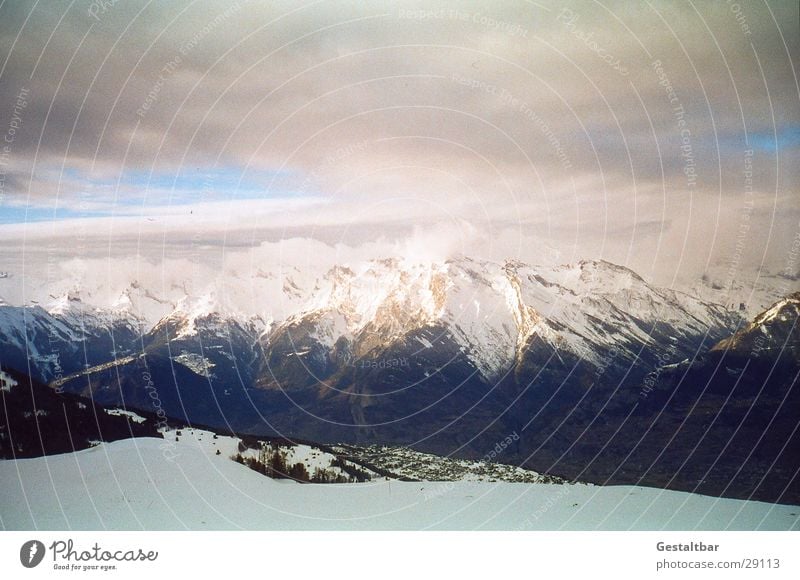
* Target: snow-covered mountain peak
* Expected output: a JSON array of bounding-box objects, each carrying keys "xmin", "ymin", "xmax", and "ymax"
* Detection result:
[
  {"xmin": 46, "ymin": 286, "xmax": 151, "ymax": 332},
  {"xmin": 304, "ymin": 259, "xmax": 452, "ymax": 336},
  {"xmin": 1, "ymin": 256, "xmax": 748, "ymax": 386},
  {"xmin": 46, "ymin": 289, "xmax": 85, "ymax": 317},
  {"xmin": 156, "ymin": 292, "xmax": 227, "ymax": 339},
  {"xmin": 111, "ymin": 289, "xmax": 134, "ymax": 311},
  {"xmin": 538, "ymin": 260, "xmax": 647, "ymax": 299},
  {"xmin": 712, "ymin": 292, "xmax": 799, "ymax": 355},
  {"xmin": 108, "ymin": 283, "xmax": 176, "ymax": 330},
  {"xmin": 151, "ymin": 287, "xmax": 272, "ymax": 341},
  {"xmin": 752, "ymin": 292, "xmax": 800, "ymax": 327},
  {"xmin": 264, "ymin": 257, "xmax": 744, "ymax": 381}
]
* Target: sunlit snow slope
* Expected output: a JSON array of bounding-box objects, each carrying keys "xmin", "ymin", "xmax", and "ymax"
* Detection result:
[{"xmin": 0, "ymin": 437, "xmax": 795, "ymax": 531}]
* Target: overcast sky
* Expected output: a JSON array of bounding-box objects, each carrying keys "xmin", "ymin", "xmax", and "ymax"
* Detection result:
[{"xmin": 0, "ymin": 0, "xmax": 798, "ymax": 293}]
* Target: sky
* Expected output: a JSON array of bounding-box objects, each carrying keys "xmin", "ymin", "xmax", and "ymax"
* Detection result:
[{"xmin": 0, "ymin": 0, "xmax": 798, "ymax": 297}]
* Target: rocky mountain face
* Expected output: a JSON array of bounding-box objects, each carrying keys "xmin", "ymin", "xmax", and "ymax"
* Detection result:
[
  {"xmin": 0, "ymin": 291, "xmax": 142, "ymax": 384},
  {"xmin": 536, "ymin": 292, "xmax": 799, "ymax": 504},
  {"xmin": 254, "ymin": 258, "xmax": 741, "ymax": 448},
  {"xmin": 262, "ymin": 258, "xmax": 739, "ymax": 385},
  {"xmin": 50, "ymin": 303, "xmax": 266, "ymax": 429}
]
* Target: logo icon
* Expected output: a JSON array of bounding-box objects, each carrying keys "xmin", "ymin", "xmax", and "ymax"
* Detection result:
[{"xmin": 20, "ymin": 540, "xmax": 45, "ymax": 568}]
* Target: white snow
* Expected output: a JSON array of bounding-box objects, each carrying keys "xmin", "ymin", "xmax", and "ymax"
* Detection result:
[
  {"xmin": 161, "ymin": 428, "xmax": 369, "ymax": 482},
  {"xmin": 169, "ymin": 293, "xmax": 220, "ymax": 339},
  {"xmin": 104, "ymin": 408, "xmax": 147, "ymax": 423},
  {"xmin": 282, "ymin": 444, "xmax": 350, "ymax": 478},
  {"xmin": 308, "ymin": 310, "xmax": 351, "ymax": 349},
  {"xmin": 0, "ymin": 370, "xmax": 17, "ymax": 392},
  {"xmin": 753, "ymin": 295, "xmax": 799, "ymax": 327},
  {"xmin": 0, "ymin": 437, "xmax": 796, "ymax": 530},
  {"xmin": 46, "ymin": 289, "xmax": 142, "ymax": 337}
]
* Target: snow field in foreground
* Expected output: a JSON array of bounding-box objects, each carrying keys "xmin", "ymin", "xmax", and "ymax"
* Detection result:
[{"xmin": 1, "ymin": 434, "xmax": 796, "ymax": 531}]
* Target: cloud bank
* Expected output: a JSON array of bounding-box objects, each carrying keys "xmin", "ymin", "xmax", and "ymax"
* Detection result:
[{"xmin": 0, "ymin": 0, "xmax": 798, "ymax": 295}]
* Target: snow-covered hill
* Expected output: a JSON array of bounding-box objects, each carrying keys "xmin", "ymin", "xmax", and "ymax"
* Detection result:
[{"xmin": 1, "ymin": 436, "xmax": 795, "ymax": 530}]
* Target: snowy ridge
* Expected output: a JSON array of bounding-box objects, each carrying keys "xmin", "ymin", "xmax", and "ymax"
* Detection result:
[
  {"xmin": 265, "ymin": 257, "xmax": 742, "ymax": 380},
  {"xmin": 149, "ymin": 289, "xmax": 268, "ymax": 345},
  {"xmin": 509, "ymin": 260, "xmax": 741, "ymax": 363},
  {"xmin": 712, "ymin": 292, "xmax": 800, "ymax": 353},
  {"xmin": 1, "ymin": 256, "xmax": 743, "ymax": 384},
  {"xmin": 751, "ymin": 293, "xmax": 800, "ymax": 328},
  {"xmin": 46, "ymin": 289, "xmax": 143, "ymax": 336},
  {"xmin": 104, "ymin": 408, "xmax": 147, "ymax": 423},
  {"xmin": 303, "ymin": 260, "xmax": 447, "ymax": 337}
]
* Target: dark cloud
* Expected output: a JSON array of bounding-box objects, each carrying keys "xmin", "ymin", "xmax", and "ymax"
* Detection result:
[{"xmin": 0, "ymin": 0, "xmax": 798, "ymax": 285}]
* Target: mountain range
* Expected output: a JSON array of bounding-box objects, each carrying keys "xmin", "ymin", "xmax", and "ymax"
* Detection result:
[{"xmin": 1, "ymin": 256, "xmax": 797, "ymax": 503}]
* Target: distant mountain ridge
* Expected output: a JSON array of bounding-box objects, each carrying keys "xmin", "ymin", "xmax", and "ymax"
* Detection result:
[
  {"xmin": 3, "ymin": 257, "xmax": 799, "ymax": 502},
  {"xmin": 1, "ymin": 256, "xmax": 742, "ymax": 385}
]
